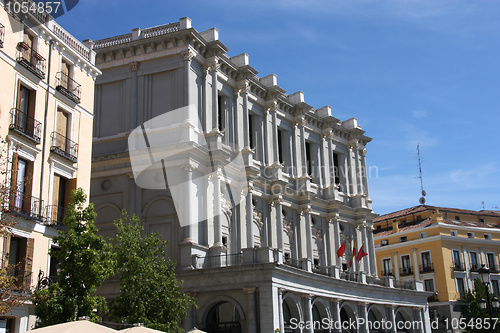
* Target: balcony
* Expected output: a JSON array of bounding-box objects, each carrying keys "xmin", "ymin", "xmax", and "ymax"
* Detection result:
[
  {"xmin": 56, "ymin": 72, "xmax": 81, "ymax": 104},
  {"xmin": 452, "ymin": 262, "xmax": 466, "ymax": 271},
  {"xmin": 0, "ymin": 23, "xmax": 4, "ymax": 48},
  {"xmin": 283, "ymin": 257, "xmax": 302, "ymax": 269},
  {"xmin": 50, "ymin": 131, "xmax": 78, "ymax": 162},
  {"xmin": 6, "ymin": 188, "xmax": 44, "ymax": 221},
  {"xmin": 17, "ymin": 42, "xmax": 46, "ymax": 79},
  {"xmin": 470, "ymin": 263, "xmax": 481, "ymax": 272},
  {"xmin": 420, "ymin": 263, "xmax": 434, "ymax": 273},
  {"xmin": 7, "ymin": 268, "xmax": 32, "ymax": 291},
  {"xmin": 382, "ymin": 269, "xmax": 394, "ymax": 277},
  {"xmin": 9, "ymin": 108, "xmax": 42, "ymax": 144},
  {"xmin": 400, "ymin": 267, "xmax": 413, "ymax": 276},
  {"xmin": 428, "ymin": 294, "xmax": 438, "ymax": 302},
  {"xmin": 312, "ymin": 264, "xmax": 329, "ymax": 276},
  {"xmin": 490, "ymin": 265, "xmax": 499, "ymax": 273},
  {"xmin": 193, "ymin": 253, "xmax": 243, "ymax": 269},
  {"xmin": 45, "ymin": 205, "xmax": 67, "ymax": 227}
]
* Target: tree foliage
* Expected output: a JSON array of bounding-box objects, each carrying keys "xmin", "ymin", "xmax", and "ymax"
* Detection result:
[
  {"xmin": 461, "ymin": 278, "xmax": 500, "ymax": 333},
  {"xmin": 33, "ymin": 189, "xmax": 115, "ymax": 326},
  {"xmin": 109, "ymin": 212, "xmax": 196, "ymax": 332}
]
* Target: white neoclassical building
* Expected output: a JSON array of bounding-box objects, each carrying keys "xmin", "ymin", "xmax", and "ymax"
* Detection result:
[{"xmin": 89, "ymin": 18, "xmax": 432, "ymax": 333}]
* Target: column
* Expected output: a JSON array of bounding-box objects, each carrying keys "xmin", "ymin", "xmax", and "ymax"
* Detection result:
[
  {"xmin": 357, "ymin": 302, "xmax": 369, "ymax": 333},
  {"xmin": 275, "ymin": 198, "xmax": 284, "ymax": 251},
  {"xmin": 354, "ymin": 147, "xmax": 363, "ymax": 194},
  {"xmin": 348, "ymin": 141, "xmax": 358, "ymax": 196},
  {"xmin": 361, "ymin": 223, "xmax": 370, "ymax": 274},
  {"xmin": 327, "ymin": 132, "xmax": 335, "ymax": 187},
  {"xmin": 303, "ymin": 294, "xmax": 313, "ymax": 333},
  {"xmin": 268, "ymin": 200, "xmax": 278, "ymax": 249},
  {"xmin": 129, "ymin": 61, "xmax": 139, "ymax": 128},
  {"xmin": 278, "ymin": 288, "xmax": 285, "ymax": 333},
  {"xmin": 244, "ymin": 288, "xmax": 258, "ymax": 333},
  {"xmin": 210, "ymin": 58, "xmax": 219, "ymax": 132},
  {"xmin": 240, "ymin": 82, "xmax": 250, "ymax": 148},
  {"xmin": 386, "ymin": 306, "xmax": 397, "ymax": 333},
  {"xmin": 300, "ymin": 120, "xmax": 307, "ymax": 176},
  {"xmin": 183, "ymin": 165, "xmax": 194, "ymax": 242},
  {"xmin": 360, "ymin": 148, "xmax": 370, "ymax": 197},
  {"xmin": 183, "ymin": 49, "xmax": 193, "ymax": 108},
  {"xmin": 246, "ymin": 186, "xmax": 254, "ymax": 248},
  {"xmin": 293, "ymin": 120, "xmax": 301, "ymax": 178},
  {"xmin": 331, "ymin": 299, "xmax": 341, "ymax": 333},
  {"xmin": 326, "ymin": 218, "xmax": 336, "ymax": 269},
  {"xmin": 413, "ymin": 248, "xmax": 420, "ymax": 280},
  {"xmin": 321, "ymin": 132, "xmax": 331, "ymax": 188},
  {"xmin": 303, "ymin": 207, "xmax": 313, "ymax": 271},
  {"xmin": 264, "ymin": 108, "xmax": 272, "ymax": 165},
  {"xmin": 201, "ymin": 64, "xmax": 209, "ymax": 132},
  {"xmin": 393, "ymin": 252, "xmax": 400, "ymax": 280},
  {"xmin": 269, "ymin": 102, "xmax": 279, "ymax": 164},
  {"xmin": 413, "ymin": 307, "xmax": 424, "ymax": 333},
  {"xmin": 213, "ymin": 169, "xmax": 222, "ymax": 246},
  {"xmin": 333, "ymin": 217, "xmax": 342, "ymax": 271},
  {"xmin": 367, "ymin": 227, "xmax": 377, "ymax": 275}
]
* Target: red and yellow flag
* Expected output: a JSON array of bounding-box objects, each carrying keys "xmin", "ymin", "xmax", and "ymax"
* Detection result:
[{"xmin": 349, "ymin": 238, "xmax": 357, "ymax": 267}]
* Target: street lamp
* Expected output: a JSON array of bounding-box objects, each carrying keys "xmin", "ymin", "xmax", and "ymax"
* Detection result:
[{"xmin": 478, "ymin": 265, "xmax": 497, "ymax": 319}]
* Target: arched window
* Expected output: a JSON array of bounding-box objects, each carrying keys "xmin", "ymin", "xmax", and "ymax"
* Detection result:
[{"xmin": 206, "ymin": 301, "xmax": 241, "ymax": 333}]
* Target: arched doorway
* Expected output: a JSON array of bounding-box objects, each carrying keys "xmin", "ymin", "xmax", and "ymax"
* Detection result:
[
  {"xmin": 368, "ymin": 309, "xmax": 384, "ymax": 333},
  {"xmin": 395, "ymin": 311, "xmax": 411, "ymax": 333},
  {"xmin": 206, "ymin": 301, "xmax": 242, "ymax": 333},
  {"xmin": 340, "ymin": 305, "xmax": 356, "ymax": 333},
  {"xmin": 283, "ymin": 295, "xmax": 302, "ymax": 333}
]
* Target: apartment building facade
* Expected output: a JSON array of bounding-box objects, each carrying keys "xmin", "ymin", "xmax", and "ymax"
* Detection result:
[
  {"xmin": 373, "ymin": 205, "xmax": 500, "ymax": 332},
  {"xmin": 90, "ymin": 17, "xmax": 432, "ymax": 333},
  {"xmin": 0, "ymin": 1, "xmax": 99, "ymax": 332}
]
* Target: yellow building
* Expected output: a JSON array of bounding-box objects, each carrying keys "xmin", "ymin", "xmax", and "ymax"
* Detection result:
[
  {"xmin": 374, "ymin": 205, "xmax": 500, "ymax": 329},
  {"xmin": 0, "ymin": 2, "xmax": 99, "ymax": 332}
]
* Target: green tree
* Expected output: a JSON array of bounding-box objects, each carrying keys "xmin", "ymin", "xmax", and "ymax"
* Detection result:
[
  {"xmin": 109, "ymin": 212, "xmax": 196, "ymax": 332},
  {"xmin": 33, "ymin": 189, "xmax": 115, "ymax": 326},
  {"xmin": 461, "ymin": 278, "xmax": 500, "ymax": 333}
]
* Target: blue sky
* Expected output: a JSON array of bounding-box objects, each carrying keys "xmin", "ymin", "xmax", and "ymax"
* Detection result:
[{"xmin": 57, "ymin": 0, "xmax": 500, "ymax": 215}]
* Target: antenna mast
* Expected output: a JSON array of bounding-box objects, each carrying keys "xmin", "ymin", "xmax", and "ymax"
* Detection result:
[{"xmin": 417, "ymin": 144, "xmax": 426, "ymax": 205}]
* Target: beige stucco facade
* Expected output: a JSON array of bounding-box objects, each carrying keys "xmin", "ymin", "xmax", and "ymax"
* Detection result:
[{"xmin": 0, "ymin": 1, "xmax": 99, "ymax": 332}]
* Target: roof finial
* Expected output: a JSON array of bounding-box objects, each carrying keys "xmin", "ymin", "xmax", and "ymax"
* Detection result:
[{"xmin": 417, "ymin": 144, "xmax": 426, "ymax": 205}]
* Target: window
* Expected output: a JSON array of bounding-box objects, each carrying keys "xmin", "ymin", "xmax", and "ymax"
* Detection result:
[
  {"xmin": 480, "ymin": 218, "xmax": 485, "ymax": 223},
  {"xmin": 248, "ymin": 113, "xmax": 255, "ymax": 150},
  {"xmin": 48, "ymin": 246, "xmax": 60, "ymax": 282},
  {"xmin": 455, "ymin": 216, "xmax": 460, "ymax": 221},
  {"xmin": 467, "ymin": 232, "xmax": 475, "ymax": 239},
  {"xmin": 305, "ymin": 141, "xmax": 313, "ymax": 177},
  {"xmin": 18, "ymin": 30, "xmax": 45, "ymax": 79},
  {"xmin": 487, "ymin": 253, "xmax": 497, "ymax": 271},
  {"xmin": 424, "ymin": 279, "xmax": 435, "ymax": 292},
  {"xmin": 5, "ymin": 235, "xmax": 34, "ymax": 290},
  {"xmin": 52, "ymin": 108, "xmax": 77, "ymax": 162},
  {"xmin": 450, "ymin": 230, "xmax": 457, "ymax": 237},
  {"xmin": 419, "ymin": 232, "xmax": 428, "ymax": 239},
  {"xmin": 12, "ymin": 83, "xmax": 40, "ymax": 142},
  {"xmin": 401, "ymin": 255, "xmax": 411, "ymax": 275},
  {"xmin": 9, "ymin": 153, "xmax": 34, "ymax": 216},
  {"xmin": 453, "ymin": 250, "xmax": 463, "ymax": 270},
  {"xmin": 381, "ymin": 239, "xmax": 389, "ymax": 246},
  {"xmin": 382, "ymin": 258, "xmax": 392, "ymax": 276},
  {"xmin": 492, "ymin": 280, "xmax": 500, "ymax": 297},
  {"xmin": 56, "ymin": 58, "xmax": 81, "ymax": 103},
  {"xmin": 399, "ymin": 236, "xmax": 407, "ymax": 243},
  {"xmin": 470, "ymin": 252, "xmax": 479, "ymax": 271},
  {"xmin": 332, "ymin": 152, "xmax": 341, "ymax": 187},
  {"xmin": 49, "ymin": 174, "xmax": 75, "ymax": 225},
  {"xmin": 456, "ymin": 278, "xmax": 466, "ymax": 297},
  {"xmin": 421, "ymin": 251, "xmax": 433, "ymax": 272},
  {"xmin": 217, "ymin": 94, "xmax": 225, "ymax": 132},
  {"xmin": 222, "ymin": 236, "xmax": 228, "ymax": 246},
  {"xmin": 484, "ymin": 234, "xmax": 492, "ymax": 240},
  {"xmin": 277, "ymin": 128, "xmax": 284, "ymax": 164}
]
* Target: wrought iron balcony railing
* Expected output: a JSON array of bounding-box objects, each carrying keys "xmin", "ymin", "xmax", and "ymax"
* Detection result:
[
  {"xmin": 17, "ymin": 42, "xmax": 46, "ymax": 79},
  {"xmin": 45, "ymin": 204, "xmax": 67, "ymax": 226},
  {"xmin": 312, "ymin": 264, "xmax": 329, "ymax": 276},
  {"xmin": 9, "ymin": 108, "xmax": 42, "ymax": 143},
  {"xmin": 0, "ymin": 23, "xmax": 4, "ymax": 48},
  {"xmin": 382, "ymin": 269, "xmax": 394, "ymax": 276},
  {"xmin": 452, "ymin": 262, "xmax": 466, "ymax": 271},
  {"xmin": 470, "ymin": 263, "xmax": 481, "ymax": 272},
  {"xmin": 283, "ymin": 257, "xmax": 302, "ymax": 269},
  {"xmin": 7, "ymin": 188, "xmax": 44, "ymax": 221},
  {"xmin": 56, "ymin": 71, "xmax": 81, "ymax": 103},
  {"xmin": 400, "ymin": 266, "xmax": 413, "ymax": 276},
  {"xmin": 420, "ymin": 263, "xmax": 434, "ymax": 273},
  {"xmin": 50, "ymin": 131, "xmax": 78, "ymax": 162},
  {"xmin": 7, "ymin": 268, "xmax": 32, "ymax": 291}
]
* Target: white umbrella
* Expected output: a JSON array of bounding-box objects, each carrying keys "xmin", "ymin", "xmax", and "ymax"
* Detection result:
[
  {"xmin": 186, "ymin": 329, "xmax": 206, "ymax": 333},
  {"xmin": 120, "ymin": 327, "xmax": 165, "ymax": 333},
  {"xmin": 28, "ymin": 320, "xmax": 117, "ymax": 333}
]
